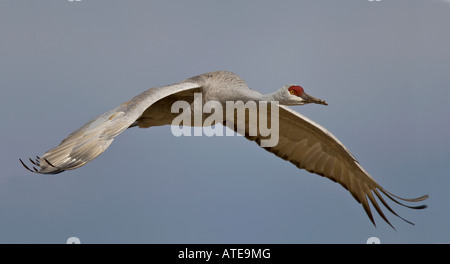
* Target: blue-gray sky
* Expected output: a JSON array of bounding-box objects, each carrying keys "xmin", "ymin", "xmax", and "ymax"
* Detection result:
[{"xmin": 1, "ymin": 0, "xmax": 449, "ymax": 243}]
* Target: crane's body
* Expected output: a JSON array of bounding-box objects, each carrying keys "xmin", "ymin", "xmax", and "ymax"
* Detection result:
[{"xmin": 20, "ymin": 71, "xmax": 428, "ymax": 227}]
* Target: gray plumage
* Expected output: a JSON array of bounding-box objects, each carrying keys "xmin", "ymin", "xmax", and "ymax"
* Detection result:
[{"xmin": 20, "ymin": 71, "xmax": 428, "ymax": 227}]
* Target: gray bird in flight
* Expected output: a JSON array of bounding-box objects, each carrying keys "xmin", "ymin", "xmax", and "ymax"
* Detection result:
[{"xmin": 20, "ymin": 71, "xmax": 428, "ymax": 228}]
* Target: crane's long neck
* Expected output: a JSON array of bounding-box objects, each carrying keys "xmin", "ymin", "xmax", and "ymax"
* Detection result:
[{"xmin": 228, "ymin": 88, "xmax": 280, "ymax": 103}]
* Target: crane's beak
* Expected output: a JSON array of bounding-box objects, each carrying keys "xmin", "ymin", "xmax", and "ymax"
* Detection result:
[{"xmin": 301, "ymin": 92, "xmax": 328, "ymax": 106}]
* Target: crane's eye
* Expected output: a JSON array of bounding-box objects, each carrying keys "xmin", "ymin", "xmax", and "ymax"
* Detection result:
[{"xmin": 288, "ymin": 85, "xmax": 304, "ymax": 97}]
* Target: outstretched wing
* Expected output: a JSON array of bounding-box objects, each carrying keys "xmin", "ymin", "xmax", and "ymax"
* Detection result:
[
  {"xmin": 20, "ymin": 82, "xmax": 201, "ymax": 174},
  {"xmin": 226, "ymin": 105, "xmax": 428, "ymax": 227}
]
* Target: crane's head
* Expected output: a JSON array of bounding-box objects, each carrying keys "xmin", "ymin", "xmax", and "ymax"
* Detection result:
[{"xmin": 277, "ymin": 85, "xmax": 328, "ymax": 106}]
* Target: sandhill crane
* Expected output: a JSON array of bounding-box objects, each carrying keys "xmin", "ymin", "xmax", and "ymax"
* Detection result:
[{"xmin": 20, "ymin": 71, "xmax": 428, "ymax": 227}]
